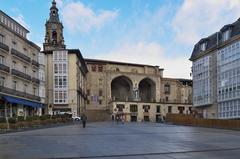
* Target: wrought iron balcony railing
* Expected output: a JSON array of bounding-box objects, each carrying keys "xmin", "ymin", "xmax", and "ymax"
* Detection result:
[
  {"xmin": 0, "ymin": 42, "xmax": 9, "ymax": 52},
  {"xmin": 32, "ymin": 60, "xmax": 40, "ymax": 67},
  {"xmin": 0, "ymin": 86, "xmax": 40, "ymax": 101},
  {"xmin": 11, "ymin": 69, "xmax": 31, "ymax": 81},
  {"xmin": 32, "ymin": 77, "xmax": 40, "ymax": 84},
  {"xmin": 0, "ymin": 63, "xmax": 10, "ymax": 73},
  {"xmin": 11, "ymin": 49, "xmax": 31, "ymax": 63}
]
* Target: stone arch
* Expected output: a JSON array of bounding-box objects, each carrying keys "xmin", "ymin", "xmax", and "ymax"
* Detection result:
[
  {"xmin": 111, "ymin": 75, "xmax": 134, "ymax": 101},
  {"xmin": 139, "ymin": 77, "xmax": 156, "ymax": 102},
  {"xmin": 52, "ymin": 31, "xmax": 57, "ymax": 43}
]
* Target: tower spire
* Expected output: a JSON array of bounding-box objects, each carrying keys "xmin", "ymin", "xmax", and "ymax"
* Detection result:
[
  {"xmin": 43, "ymin": 0, "xmax": 65, "ymax": 51},
  {"xmin": 52, "ymin": 0, "xmax": 56, "ymax": 7}
]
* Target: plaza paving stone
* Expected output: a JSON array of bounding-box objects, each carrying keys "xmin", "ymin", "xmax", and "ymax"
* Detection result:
[{"xmin": 0, "ymin": 122, "xmax": 240, "ymax": 159}]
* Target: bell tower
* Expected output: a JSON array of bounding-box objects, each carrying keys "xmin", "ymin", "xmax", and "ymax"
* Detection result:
[{"xmin": 43, "ymin": 0, "xmax": 66, "ymax": 51}]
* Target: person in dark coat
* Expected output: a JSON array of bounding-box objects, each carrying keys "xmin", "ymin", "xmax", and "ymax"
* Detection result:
[{"xmin": 81, "ymin": 114, "xmax": 87, "ymax": 128}]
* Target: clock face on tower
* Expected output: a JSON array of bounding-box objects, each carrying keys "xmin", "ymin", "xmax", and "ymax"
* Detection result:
[{"xmin": 52, "ymin": 24, "xmax": 57, "ymax": 29}]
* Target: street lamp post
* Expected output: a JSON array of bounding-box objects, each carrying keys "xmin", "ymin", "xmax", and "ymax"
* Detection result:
[{"xmin": 5, "ymin": 102, "xmax": 9, "ymax": 130}]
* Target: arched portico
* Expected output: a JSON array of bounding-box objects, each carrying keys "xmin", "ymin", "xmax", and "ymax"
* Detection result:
[
  {"xmin": 111, "ymin": 76, "xmax": 134, "ymax": 101},
  {"xmin": 139, "ymin": 78, "xmax": 156, "ymax": 102}
]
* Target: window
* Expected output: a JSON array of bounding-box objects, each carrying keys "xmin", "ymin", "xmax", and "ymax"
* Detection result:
[
  {"xmin": 32, "ymin": 53, "xmax": 37, "ymax": 61},
  {"xmin": 223, "ymin": 30, "xmax": 230, "ymax": 41},
  {"xmin": 54, "ymin": 76, "xmax": 67, "ymax": 88},
  {"xmin": 200, "ymin": 42, "xmax": 207, "ymax": 51},
  {"xmin": 12, "ymin": 81, "xmax": 17, "ymax": 90},
  {"xmin": 23, "ymin": 48, "xmax": 28, "ymax": 54},
  {"xmin": 0, "ymin": 15, "xmax": 3, "ymax": 23},
  {"xmin": 130, "ymin": 105, "xmax": 138, "ymax": 112},
  {"xmin": 99, "ymin": 99, "xmax": 102, "ymax": 105},
  {"xmin": 143, "ymin": 105, "xmax": 150, "ymax": 113},
  {"xmin": 99, "ymin": 89, "xmax": 103, "ymax": 96},
  {"xmin": 32, "ymin": 70, "xmax": 36, "ymax": 78},
  {"xmin": 164, "ymin": 84, "xmax": 170, "ymax": 94},
  {"xmin": 12, "ymin": 41, "xmax": 17, "ymax": 49},
  {"xmin": 166, "ymin": 96, "xmax": 169, "ymax": 101},
  {"xmin": 178, "ymin": 106, "xmax": 184, "ymax": 114},
  {"xmin": 23, "ymin": 66, "xmax": 28, "ymax": 74},
  {"xmin": 91, "ymin": 65, "xmax": 96, "ymax": 72},
  {"xmin": 12, "ymin": 61, "xmax": 16, "ymax": 69},
  {"xmin": 0, "ymin": 55, "xmax": 4, "ymax": 64},
  {"xmin": 54, "ymin": 90, "xmax": 68, "ymax": 104},
  {"xmin": 99, "ymin": 78, "xmax": 103, "ymax": 85},
  {"xmin": 0, "ymin": 77, "xmax": 5, "ymax": 87},
  {"xmin": 98, "ymin": 65, "xmax": 103, "ymax": 72},
  {"xmin": 63, "ymin": 64, "xmax": 67, "ymax": 73},
  {"xmin": 116, "ymin": 104, "xmax": 124, "ymax": 112},
  {"xmin": 168, "ymin": 106, "xmax": 172, "ymax": 113},
  {"xmin": 0, "ymin": 34, "xmax": 5, "ymax": 43},
  {"xmin": 33, "ymin": 87, "xmax": 37, "ymax": 96},
  {"xmin": 87, "ymin": 89, "xmax": 90, "ymax": 96},
  {"xmin": 156, "ymin": 105, "xmax": 161, "ymax": 113},
  {"xmin": 23, "ymin": 84, "xmax": 27, "ymax": 93},
  {"xmin": 54, "ymin": 64, "xmax": 58, "ymax": 73}
]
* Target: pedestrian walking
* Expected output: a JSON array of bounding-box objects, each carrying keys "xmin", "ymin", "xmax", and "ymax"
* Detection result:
[
  {"xmin": 81, "ymin": 114, "xmax": 87, "ymax": 128},
  {"xmin": 111, "ymin": 114, "xmax": 115, "ymax": 123},
  {"xmin": 116, "ymin": 115, "xmax": 119, "ymax": 124}
]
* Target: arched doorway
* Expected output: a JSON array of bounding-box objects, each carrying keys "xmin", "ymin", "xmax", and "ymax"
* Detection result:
[
  {"xmin": 139, "ymin": 78, "xmax": 156, "ymax": 102},
  {"xmin": 111, "ymin": 76, "xmax": 133, "ymax": 101}
]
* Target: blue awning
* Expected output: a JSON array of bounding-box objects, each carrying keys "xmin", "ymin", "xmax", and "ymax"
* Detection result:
[{"xmin": 4, "ymin": 96, "xmax": 43, "ymax": 108}]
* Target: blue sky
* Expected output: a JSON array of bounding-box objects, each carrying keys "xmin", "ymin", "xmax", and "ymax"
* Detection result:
[{"xmin": 1, "ymin": 0, "xmax": 240, "ymax": 78}]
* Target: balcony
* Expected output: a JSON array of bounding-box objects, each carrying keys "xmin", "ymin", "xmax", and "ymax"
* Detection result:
[
  {"xmin": 32, "ymin": 77, "xmax": 40, "ymax": 84},
  {"xmin": 0, "ymin": 63, "xmax": 10, "ymax": 73},
  {"xmin": 32, "ymin": 60, "xmax": 40, "ymax": 67},
  {"xmin": 11, "ymin": 49, "xmax": 31, "ymax": 63},
  {"xmin": 0, "ymin": 86, "xmax": 40, "ymax": 101},
  {"xmin": 11, "ymin": 69, "xmax": 31, "ymax": 81},
  {"xmin": 159, "ymin": 99, "xmax": 192, "ymax": 104},
  {"xmin": 0, "ymin": 42, "xmax": 9, "ymax": 52}
]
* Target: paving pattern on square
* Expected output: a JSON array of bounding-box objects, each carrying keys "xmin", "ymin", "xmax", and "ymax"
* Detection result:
[{"xmin": 1, "ymin": 122, "xmax": 240, "ymax": 159}]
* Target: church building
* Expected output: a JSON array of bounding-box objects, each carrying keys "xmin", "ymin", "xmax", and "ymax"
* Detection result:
[{"xmin": 42, "ymin": 0, "xmax": 88, "ymax": 116}]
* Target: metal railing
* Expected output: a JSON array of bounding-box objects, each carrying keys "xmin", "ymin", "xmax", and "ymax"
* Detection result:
[
  {"xmin": 11, "ymin": 49, "xmax": 31, "ymax": 63},
  {"xmin": 0, "ymin": 42, "xmax": 9, "ymax": 52},
  {"xmin": 32, "ymin": 59, "xmax": 40, "ymax": 67},
  {"xmin": 32, "ymin": 77, "xmax": 40, "ymax": 84},
  {"xmin": 11, "ymin": 69, "xmax": 31, "ymax": 81},
  {"xmin": 0, "ymin": 86, "xmax": 40, "ymax": 101},
  {"xmin": 0, "ymin": 63, "xmax": 10, "ymax": 73}
]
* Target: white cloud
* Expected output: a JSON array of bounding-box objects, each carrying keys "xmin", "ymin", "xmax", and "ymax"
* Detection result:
[
  {"xmin": 172, "ymin": 0, "xmax": 240, "ymax": 45},
  {"xmin": 62, "ymin": 1, "xmax": 118, "ymax": 33},
  {"xmin": 13, "ymin": 14, "xmax": 29, "ymax": 30},
  {"xmin": 95, "ymin": 42, "xmax": 191, "ymax": 78}
]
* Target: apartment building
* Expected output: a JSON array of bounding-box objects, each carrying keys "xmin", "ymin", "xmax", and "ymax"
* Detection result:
[
  {"xmin": 0, "ymin": 10, "xmax": 43, "ymax": 118},
  {"xmin": 190, "ymin": 18, "xmax": 240, "ymax": 119}
]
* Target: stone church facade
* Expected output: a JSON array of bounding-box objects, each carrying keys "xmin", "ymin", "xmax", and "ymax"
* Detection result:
[{"xmin": 85, "ymin": 59, "xmax": 193, "ymax": 122}]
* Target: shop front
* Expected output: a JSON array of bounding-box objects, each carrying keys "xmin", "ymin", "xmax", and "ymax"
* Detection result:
[{"xmin": 0, "ymin": 95, "xmax": 43, "ymax": 118}]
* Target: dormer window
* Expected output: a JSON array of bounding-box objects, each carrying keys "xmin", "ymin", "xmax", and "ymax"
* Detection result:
[
  {"xmin": 223, "ymin": 30, "xmax": 230, "ymax": 42},
  {"xmin": 200, "ymin": 42, "xmax": 207, "ymax": 51}
]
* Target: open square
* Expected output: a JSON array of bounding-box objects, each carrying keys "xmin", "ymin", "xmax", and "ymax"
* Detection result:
[{"xmin": 1, "ymin": 123, "xmax": 240, "ymax": 159}]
